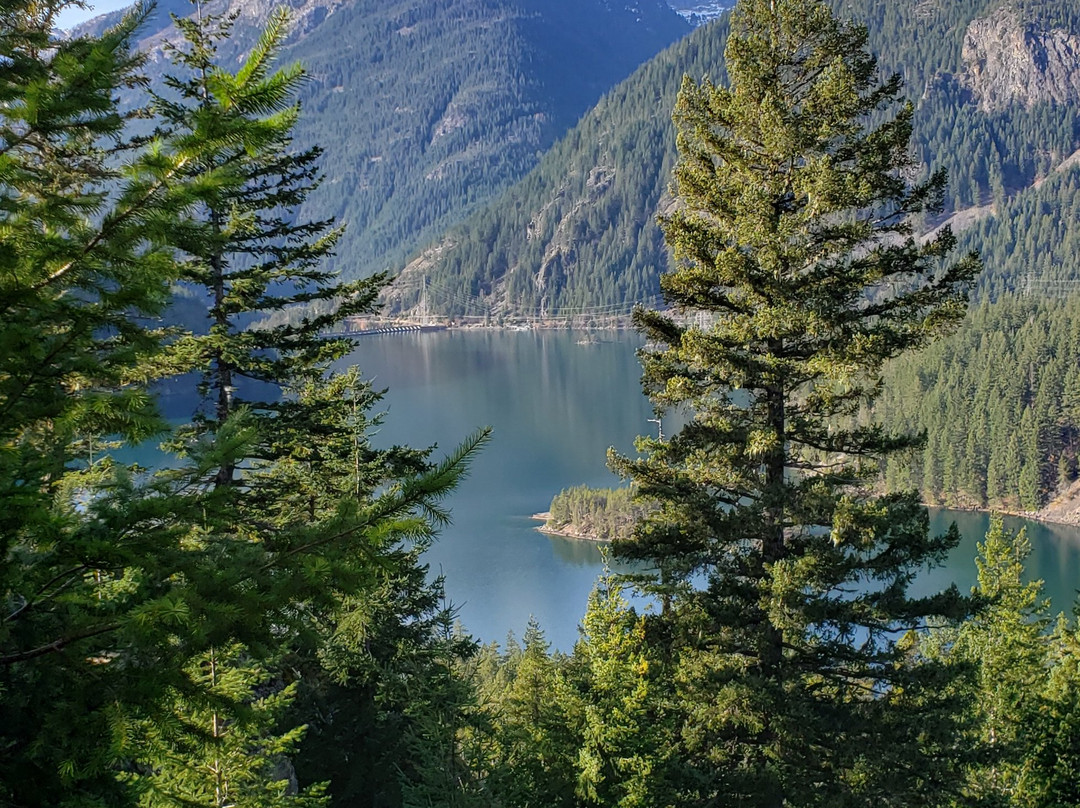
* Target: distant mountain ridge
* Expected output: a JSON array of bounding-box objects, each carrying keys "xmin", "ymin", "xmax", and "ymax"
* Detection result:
[
  {"xmin": 386, "ymin": 0, "xmax": 1080, "ymax": 319},
  {"xmin": 78, "ymin": 0, "xmax": 691, "ymax": 281},
  {"xmin": 383, "ymin": 17, "xmax": 728, "ymax": 321}
]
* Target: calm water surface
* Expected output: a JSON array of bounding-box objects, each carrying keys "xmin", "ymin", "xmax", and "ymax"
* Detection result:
[{"xmin": 337, "ymin": 330, "xmax": 1080, "ymax": 650}]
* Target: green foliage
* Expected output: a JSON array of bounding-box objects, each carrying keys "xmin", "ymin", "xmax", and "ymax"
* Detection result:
[
  {"xmin": 961, "ymin": 166, "xmax": 1080, "ymax": 299},
  {"xmin": 147, "ymin": 4, "xmax": 384, "ymax": 472},
  {"xmin": 0, "ymin": 4, "xmax": 490, "ymax": 806},
  {"xmin": 924, "ymin": 516, "xmax": 1050, "ymax": 805},
  {"xmin": 546, "ymin": 485, "xmax": 655, "ymax": 542},
  {"xmin": 486, "ymin": 621, "xmax": 581, "ymax": 808},
  {"xmin": 461, "ymin": 622, "xmax": 582, "ymax": 808},
  {"xmin": 1021, "ymin": 616, "xmax": 1080, "ymax": 807},
  {"xmin": 607, "ymin": 0, "xmax": 981, "ymax": 804},
  {"xmin": 922, "ymin": 516, "xmax": 1080, "ymax": 808},
  {"xmin": 0, "ymin": 2, "xmax": 197, "ymax": 802},
  {"xmin": 124, "ymin": 644, "xmax": 327, "ymax": 807},
  {"xmin": 282, "ymin": 381, "xmax": 490, "ymax": 807},
  {"xmin": 574, "ymin": 575, "xmax": 674, "ymax": 808},
  {"xmin": 874, "ymin": 294, "xmax": 1080, "ymax": 511}
]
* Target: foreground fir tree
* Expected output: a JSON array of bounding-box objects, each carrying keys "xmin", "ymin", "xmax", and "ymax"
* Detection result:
[
  {"xmin": 125, "ymin": 644, "xmax": 327, "ymax": 808},
  {"xmin": 609, "ymin": 0, "xmax": 982, "ymax": 804},
  {"xmin": 574, "ymin": 574, "xmax": 674, "ymax": 808},
  {"xmin": 152, "ymin": 5, "xmax": 385, "ymax": 484},
  {"xmin": 133, "ymin": 9, "xmax": 492, "ymax": 806},
  {"xmin": 0, "ymin": 2, "xmax": 488, "ymax": 803},
  {"xmin": 929, "ymin": 517, "xmax": 1080, "ymax": 808},
  {"xmin": 0, "ymin": 2, "xmax": 207, "ymax": 802}
]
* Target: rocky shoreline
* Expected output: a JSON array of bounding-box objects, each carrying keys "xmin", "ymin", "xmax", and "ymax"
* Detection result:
[{"xmin": 530, "ymin": 512, "xmax": 609, "ymax": 543}]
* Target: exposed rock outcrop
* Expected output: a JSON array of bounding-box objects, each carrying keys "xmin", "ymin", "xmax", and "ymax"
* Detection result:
[{"xmin": 962, "ymin": 4, "xmax": 1080, "ymax": 111}]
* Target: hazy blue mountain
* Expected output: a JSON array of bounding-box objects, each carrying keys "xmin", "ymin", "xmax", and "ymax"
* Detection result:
[{"xmin": 76, "ymin": 0, "xmax": 691, "ymax": 279}]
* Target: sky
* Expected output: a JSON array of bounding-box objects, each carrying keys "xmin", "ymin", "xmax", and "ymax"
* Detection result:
[{"xmin": 56, "ymin": 0, "xmax": 133, "ymax": 30}]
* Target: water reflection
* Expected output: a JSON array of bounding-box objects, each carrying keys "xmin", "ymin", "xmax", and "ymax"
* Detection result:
[
  {"xmin": 546, "ymin": 535, "xmax": 608, "ymax": 567},
  {"xmin": 343, "ymin": 330, "xmax": 1080, "ymax": 650}
]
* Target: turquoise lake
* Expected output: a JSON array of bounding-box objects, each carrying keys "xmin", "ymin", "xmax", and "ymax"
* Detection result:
[{"xmin": 339, "ymin": 330, "xmax": 1080, "ymax": 651}]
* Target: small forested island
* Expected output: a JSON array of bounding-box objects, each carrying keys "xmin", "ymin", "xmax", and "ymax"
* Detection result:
[{"xmin": 537, "ymin": 485, "xmax": 656, "ymax": 541}]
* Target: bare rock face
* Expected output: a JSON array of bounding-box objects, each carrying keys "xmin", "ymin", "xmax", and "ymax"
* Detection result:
[{"xmin": 962, "ymin": 4, "xmax": 1080, "ymax": 111}]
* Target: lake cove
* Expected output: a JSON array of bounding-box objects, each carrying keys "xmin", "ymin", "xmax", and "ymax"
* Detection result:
[{"xmin": 342, "ymin": 330, "xmax": 1080, "ymax": 651}]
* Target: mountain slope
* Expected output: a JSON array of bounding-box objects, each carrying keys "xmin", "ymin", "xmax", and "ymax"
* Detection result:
[
  {"xmin": 80, "ymin": 0, "xmax": 691, "ymax": 280},
  {"xmin": 394, "ymin": 0, "xmax": 1080, "ymax": 318},
  {"xmin": 385, "ymin": 17, "xmax": 729, "ymax": 320}
]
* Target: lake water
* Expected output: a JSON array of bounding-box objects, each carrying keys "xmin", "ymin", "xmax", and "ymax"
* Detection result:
[{"xmin": 341, "ymin": 330, "xmax": 1080, "ymax": 651}]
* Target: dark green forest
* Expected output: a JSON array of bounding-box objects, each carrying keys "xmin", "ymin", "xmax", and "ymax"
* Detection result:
[
  {"xmin": 875, "ymin": 294, "xmax": 1080, "ymax": 513},
  {"xmin": 6, "ymin": 0, "xmax": 1080, "ymax": 806}
]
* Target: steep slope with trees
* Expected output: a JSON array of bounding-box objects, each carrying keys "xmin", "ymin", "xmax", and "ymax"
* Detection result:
[
  {"xmin": 872, "ymin": 293, "xmax": 1080, "ymax": 515},
  {"xmin": 396, "ymin": 0, "xmax": 1080, "ymax": 318},
  {"xmin": 385, "ymin": 17, "xmax": 730, "ymax": 319},
  {"xmin": 77, "ymin": 0, "xmax": 691, "ymax": 283}
]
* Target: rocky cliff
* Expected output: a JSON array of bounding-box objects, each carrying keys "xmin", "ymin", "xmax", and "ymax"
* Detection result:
[{"xmin": 962, "ymin": 4, "xmax": 1080, "ymax": 111}]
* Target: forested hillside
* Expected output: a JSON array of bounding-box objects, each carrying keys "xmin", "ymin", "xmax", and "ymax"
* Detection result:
[
  {"xmin": 874, "ymin": 294, "xmax": 1080, "ymax": 515},
  {"xmin": 394, "ymin": 0, "xmax": 1080, "ymax": 317},
  {"xmin": 79, "ymin": 0, "xmax": 690, "ymax": 282},
  {"xmin": 385, "ymin": 18, "xmax": 730, "ymax": 319}
]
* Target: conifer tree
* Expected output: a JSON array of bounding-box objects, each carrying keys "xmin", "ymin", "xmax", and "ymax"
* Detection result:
[
  {"xmin": 135, "ymin": 11, "xmax": 493, "ymax": 806},
  {"xmin": 574, "ymin": 574, "xmax": 674, "ymax": 808},
  {"xmin": 151, "ymin": 4, "xmax": 384, "ymax": 485},
  {"xmin": 0, "ymin": 2, "xmax": 208, "ymax": 802},
  {"xmin": 1019, "ymin": 616, "xmax": 1080, "ymax": 808},
  {"xmin": 276, "ymin": 373, "xmax": 489, "ymax": 808},
  {"xmin": 483, "ymin": 620, "xmax": 580, "ymax": 808},
  {"xmin": 609, "ymin": 0, "xmax": 981, "ymax": 804},
  {"xmin": 125, "ymin": 644, "xmax": 327, "ymax": 808},
  {"xmin": 0, "ymin": 3, "xmax": 488, "ymax": 803},
  {"xmin": 925, "ymin": 517, "xmax": 1050, "ymax": 807}
]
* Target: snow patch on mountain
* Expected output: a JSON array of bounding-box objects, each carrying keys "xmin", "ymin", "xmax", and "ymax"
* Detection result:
[{"xmin": 666, "ymin": 1, "xmax": 730, "ymax": 26}]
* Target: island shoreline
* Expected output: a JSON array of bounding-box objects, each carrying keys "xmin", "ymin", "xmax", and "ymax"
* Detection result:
[{"xmin": 530, "ymin": 512, "xmax": 610, "ymax": 543}]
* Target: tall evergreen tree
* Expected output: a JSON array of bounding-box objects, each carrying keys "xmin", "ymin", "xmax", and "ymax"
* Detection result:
[
  {"xmin": 151, "ymin": 4, "xmax": 383, "ymax": 484},
  {"xmin": 0, "ymin": 4, "xmax": 488, "ymax": 804},
  {"xmin": 137, "ymin": 13, "xmax": 494, "ymax": 807},
  {"xmin": 609, "ymin": 0, "xmax": 981, "ymax": 804},
  {"xmin": 1019, "ymin": 615, "xmax": 1080, "ymax": 808},
  {"xmin": 0, "ymin": 2, "xmax": 205, "ymax": 801}
]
